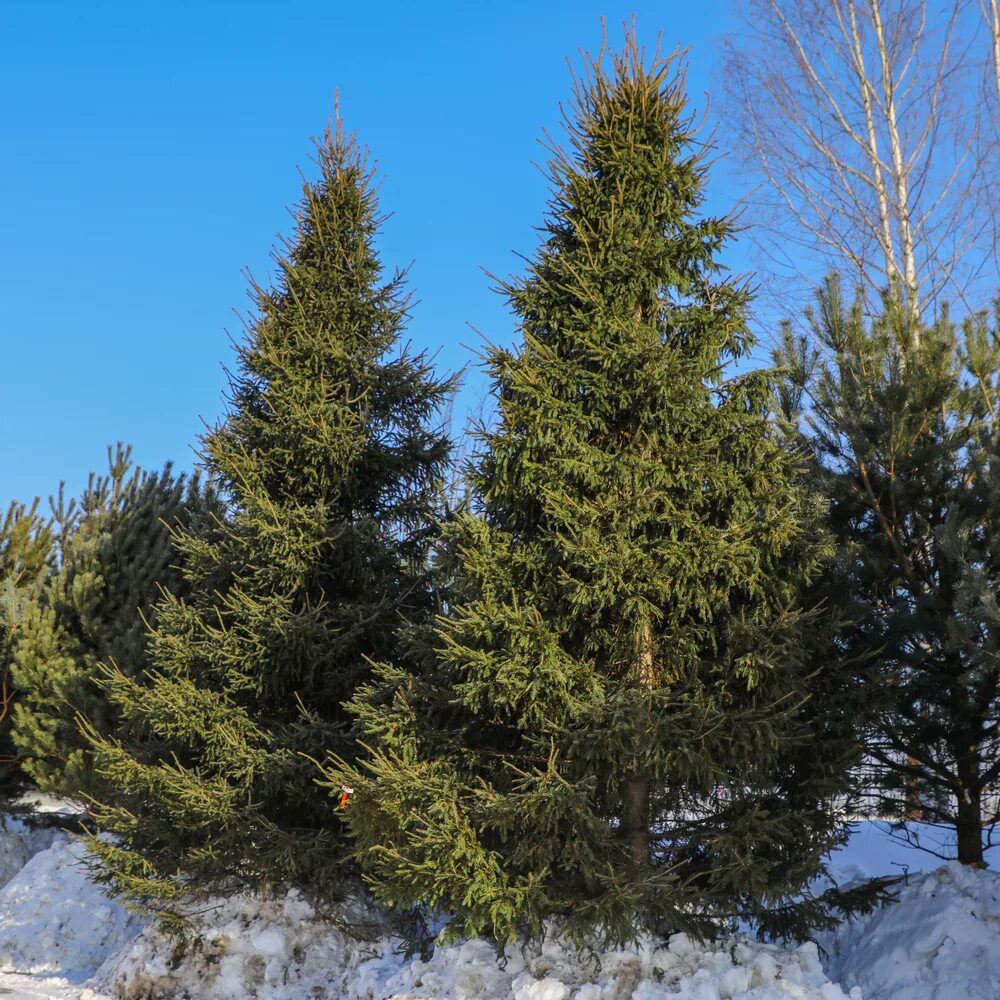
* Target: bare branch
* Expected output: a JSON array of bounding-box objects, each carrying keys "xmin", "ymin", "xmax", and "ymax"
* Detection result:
[{"xmin": 724, "ymin": 0, "xmax": 994, "ymax": 322}]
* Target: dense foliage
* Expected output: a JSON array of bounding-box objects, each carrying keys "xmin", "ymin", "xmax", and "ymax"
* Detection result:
[
  {"xmin": 331, "ymin": 40, "xmax": 856, "ymax": 946},
  {"xmin": 82, "ymin": 124, "xmax": 454, "ymax": 913},
  {"xmin": 11, "ymin": 445, "xmax": 209, "ymax": 799},
  {"xmin": 6, "ymin": 25, "xmax": 995, "ymax": 956},
  {"xmin": 0, "ymin": 498, "xmax": 54, "ymax": 794},
  {"xmin": 778, "ymin": 278, "xmax": 1000, "ymax": 867}
]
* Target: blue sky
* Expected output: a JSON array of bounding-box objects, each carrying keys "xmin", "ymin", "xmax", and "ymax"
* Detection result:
[{"xmin": 1, "ymin": 1, "xmax": 742, "ymax": 508}]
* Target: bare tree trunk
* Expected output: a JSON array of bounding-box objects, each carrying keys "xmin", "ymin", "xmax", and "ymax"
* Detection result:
[
  {"xmin": 869, "ymin": 0, "xmax": 921, "ymax": 322},
  {"xmin": 984, "ymin": 0, "xmax": 1000, "ymax": 110},
  {"xmin": 844, "ymin": 0, "xmax": 901, "ymax": 292},
  {"xmin": 957, "ymin": 750, "xmax": 985, "ymax": 867},
  {"xmin": 980, "ymin": 0, "xmax": 1000, "ymax": 276}
]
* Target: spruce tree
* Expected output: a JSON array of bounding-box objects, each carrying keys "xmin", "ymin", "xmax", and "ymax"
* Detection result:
[
  {"xmin": 777, "ymin": 277, "xmax": 1000, "ymax": 867},
  {"xmin": 83, "ymin": 123, "xmax": 453, "ymax": 910},
  {"xmin": 11, "ymin": 445, "xmax": 208, "ymax": 798},
  {"xmin": 334, "ymin": 38, "xmax": 851, "ymax": 946},
  {"xmin": 0, "ymin": 498, "xmax": 54, "ymax": 794}
]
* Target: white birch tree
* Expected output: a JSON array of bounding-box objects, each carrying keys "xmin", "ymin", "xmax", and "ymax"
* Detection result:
[{"xmin": 725, "ymin": 0, "xmax": 994, "ymax": 325}]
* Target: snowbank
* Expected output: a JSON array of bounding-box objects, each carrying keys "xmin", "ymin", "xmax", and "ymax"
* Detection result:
[
  {"xmin": 94, "ymin": 891, "xmax": 383, "ymax": 1000},
  {"xmin": 0, "ymin": 810, "xmax": 69, "ymax": 892},
  {"xmin": 0, "ymin": 818, "xmax": 997, "ymax": 1000},
  {"xmin": 819, "ymin": 861, "xmax": 1000, "ymax": 1000},
  {"xmin": 97, "ymin": 892, "xmax": 859, "ymax": 1000},
  {"xmin": 370, "ymin": 932, "xmax": 857, "ymax": 1000},
  {"xmin": 0, "ymin": 968, "xmax": 110, "ymax": 999},
  {"xmin": 0, "ymin": 836, "xmax": 145, "ymax": 981}
]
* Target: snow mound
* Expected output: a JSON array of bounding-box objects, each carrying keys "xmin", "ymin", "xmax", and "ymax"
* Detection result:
[
  {"xmin": 820, "ymin": 861, "xmax": 1000, "ymax": 999},
  {"xmin": 99, "ymin": 892, "xmax": 859, "ymax": 1000},
  {"xmin": 371, "ymin": 932, "xmax": 857, "ymax": 1000},
  {"xmin": 96, "ymin": 891, "xmax": 386, "ymax": 1000},
  {"xmin": 0, "ymin": 812, "xmax": 67, "ymax": 891},
  {"xmin": 0, "ymin": 835, "xmax": 146, "ymax": 981}
]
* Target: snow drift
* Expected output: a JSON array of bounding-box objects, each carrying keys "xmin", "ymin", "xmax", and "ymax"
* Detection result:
[
  {"xmin": 820, "ymin": 860, "xmax": 1000, "ymax": 1000},
  {"xmin": 0, "ymin": 820, "xmax": 994, "ymax": 999},
  {"xmin": 97, "ymin": 891, "xmax": 859, "ymax": 1000},
  {"xmin": 0, "ymin": 835, "xmax": 144, "ymax": 980}
]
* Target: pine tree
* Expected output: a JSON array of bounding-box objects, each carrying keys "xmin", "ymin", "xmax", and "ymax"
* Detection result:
[
  {"xmin": 0, "ymin": 498, "xmax": 54, "ymax": 794},
  {"xmin": 776, "ymin": 276, "xmax": 1000, "ymax": 868},
  {"xmin": 333, "ymin": 37, "xmax": 852, "ymax": 946},
  {"xmin": 10, "ymin": 445, "xmax": 208, "ymax": 798},
  {"xmin": 83, "ymin": 122, "xmax": 454, "ymax": 911}
]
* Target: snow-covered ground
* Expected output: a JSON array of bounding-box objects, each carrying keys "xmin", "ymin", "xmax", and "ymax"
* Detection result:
[
  {"xmin": 0, "ymin": 814, "xmax": 994, "ymax": 998},
  {"xmin": 95, "ymin": 893, "xmax": 852, "ymax": 1000},
  {"xmin": 819, "ymin": 862, "xmax": 1000, "ymax": 999},
  {"xmin": 826, "ymin": 818, "xmax": 1000, "ymax": 882}
]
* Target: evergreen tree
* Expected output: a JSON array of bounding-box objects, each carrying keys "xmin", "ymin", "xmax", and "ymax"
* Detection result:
[
  {"xmin": 83, "ymin": 123, "xmax": 454, "ymax": 911},
  {"xmin": 0, "ymin": 498, "xmax": 54, "ymax": 794},
  {"xmin": 11, "ymin": 445, "xmax": 208, "ymax": 798},
  {"xmin": 333, "ymin": 38, "xmax": 853, "ymax": 946},
  {"xmin": 777, "ymin": 276, "xmax": 1000, "ymax": 867}
]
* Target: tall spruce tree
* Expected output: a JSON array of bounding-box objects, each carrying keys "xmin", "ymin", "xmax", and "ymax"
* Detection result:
[
  {"xmin": 333, "ymin": 38, "xmax": 853, "ymax": 946},
  {"xmin": 11, "ymin": 445, "xmax": 209, "ymax": 798},
  {"xmin": 0, "ymin": 498, "xmax": 54, "ymax": 794},
  {"xmin": 777, "ymin": 277, "xmax": 1000, "ymax": 867},
  {"xmin": 83, "ymin": 123, "xmax": 453, "ymax": 910}
]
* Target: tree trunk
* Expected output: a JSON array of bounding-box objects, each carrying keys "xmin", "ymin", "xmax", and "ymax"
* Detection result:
[
  {"xmin": 624, "ymin": 773, "xmax": 651, "ymax": 865},
  {"xmin": 623, "ymin": 617, "xmax": 655, "ymax": 866},
  {"xmin": 904, "ymin": 755, "xmax": 924, "ymax": 822},
  {"xmin": 956, "ymin": 789, "xmax": 984, "ymax": 867},
  {"xmin": 955, "ymin": 745, "xmax": 985, "ymax": 866}
]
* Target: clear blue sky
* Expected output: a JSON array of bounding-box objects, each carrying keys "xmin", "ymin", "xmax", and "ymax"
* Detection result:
[{"xmin": 1, "ymin": 1, "xmax": 743, "ymax": 509}]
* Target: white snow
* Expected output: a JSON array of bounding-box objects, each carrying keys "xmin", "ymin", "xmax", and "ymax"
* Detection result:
[
  {"xmin": 0, "ymin": 820, "xmax": 35, "ymax": 890},
  {"xmin": 0, "ymin": 969, "xmax": 110, "ymax": 999},
  {"xmin": 369, "ymin": 931, "xmax": 857, "ymax": 1000},
  {"xmin": 0, "ymin": 836, "xmax": 144, "ymax": 981},
  {"xmin": 820, "ymin": 859, "xmax": 1000, "ymax": 999},
  {"xmin": 94, "ymin": 891, "xmax": 383, "ymax": 1000},
  {"xmin": 97, "ymin": 890, "xmax": 858, "ymax": 1000},
  {"xmin": 0, "ymin": 816, "xmax": 995, "ymax": 999}
]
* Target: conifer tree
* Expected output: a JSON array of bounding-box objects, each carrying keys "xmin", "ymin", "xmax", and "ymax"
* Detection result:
[
  {"xmin": 777, "ymin": 277, "xmax": 1000, "ymax": 867},
  {"xmin": 11, "ymin": 445, "xmax": 208, "ymax": 798},
  {"xmin": 333, "ymin": 37, "xmax": 852, "ymax": 946},
  {"xmin": 83, "ymin": 122, "xmax": 453, "ymax": 910},
  {"xmin": 0, "ymin": 498, "xmax": 54, "ymax": 793}
]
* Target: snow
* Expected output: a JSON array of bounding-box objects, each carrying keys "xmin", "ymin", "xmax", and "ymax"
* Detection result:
[
  {"xmin": 826, "ymin": 820, "xmax": 1000, "ymax": 883},
  {"xmin": 97, "ymin": 891, "xmax": 857, "ymax": 1000},
  {"xmin": 820, "ymin": 862, "xmax": 1000, "ymax": 999},
  {"xmin": 0, "ymin": 970, "xmax": 109, "ymax": 999},
  {"xmin": 369, "ymin": 932, "xmax": 857, "ymax": 1000},
  {"xmin": 0, "ymin": 816, "xmax": 994, "ymax": 999},
  {"xmin": 95, "ymin": 891, "xmax": 384, "ymax": 1000},
  {"xmin": 0, "ymin": 819, "xmax": 34, "ymax": 890},
  {"xmin": 0, "ymin": 836, "xmax": 144, "ymax": 981},
  {"xmin": 817, "ymin": 832, "xmax": 1000, "ymax": 1000}
]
